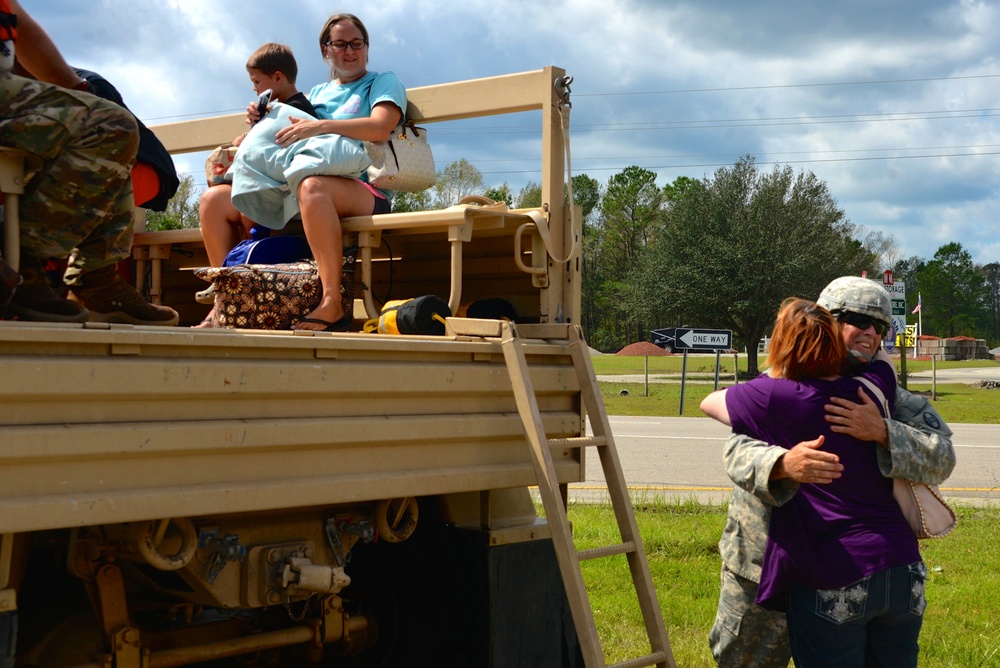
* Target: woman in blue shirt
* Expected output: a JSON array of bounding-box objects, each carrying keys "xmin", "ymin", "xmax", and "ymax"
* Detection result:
[{"xmin": 200, "ymin": 13, "xmax": 406, "ymax": 331}]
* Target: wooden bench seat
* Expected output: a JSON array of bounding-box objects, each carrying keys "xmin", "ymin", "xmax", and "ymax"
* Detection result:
[
  {"xmin": 131, "ymin": 202, "xmax": 546, "ymax": 317},
  {"xmin": 342, "ymin": 203, "xmax": 544, "ymax": 317}
]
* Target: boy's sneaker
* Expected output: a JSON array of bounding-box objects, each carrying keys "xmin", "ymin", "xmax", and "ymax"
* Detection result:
[
  {"xmin": 7, "ymin": 261, "xmax": 89, "ymax": 323},
  {"xmin": 70, "ymin": 265, "xmax": 179, "ymax": 326},
  {"xmin": 194, "ymin": 283, "xmax": 215, "ymax": 304}
]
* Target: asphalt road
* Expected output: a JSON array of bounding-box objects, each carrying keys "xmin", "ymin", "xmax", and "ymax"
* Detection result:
[
  {"xmin": 908, "ymin": 365, "xmax": 1000, "ymax": 385},
  {"xmin": 570, "ymin": 416, "xmax": 1000, "ymax": 506},
  {"xmin": 597, "ymin": 357, "xmax": 1000, "ymax": 386}
]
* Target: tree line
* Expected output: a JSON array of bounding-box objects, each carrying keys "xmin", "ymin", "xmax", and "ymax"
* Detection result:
[{"xmin": 151, "ymin": 156, "xmax": 998, "ymax": 372}]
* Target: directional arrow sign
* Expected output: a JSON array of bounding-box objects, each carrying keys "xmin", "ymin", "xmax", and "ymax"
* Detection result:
[{"xmin": 674, "ymin": 328, "xmax": 733, "ymax": 351}]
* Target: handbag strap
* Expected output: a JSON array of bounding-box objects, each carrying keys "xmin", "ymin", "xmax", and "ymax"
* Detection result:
[{"xmin": 856, "ymin": 375, "xmax": 890, "ymax": 418}]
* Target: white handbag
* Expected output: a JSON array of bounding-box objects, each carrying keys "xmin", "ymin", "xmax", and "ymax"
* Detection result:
[
  {"xmin": 857, "ymin": 376, "xmax": 957, "ymax": 539},
  {"xmin": 364, "ymin": 121, "xmax": 436, "ymax": 192},
  {"xmin": 892, "ymin": 477, "xmax": 957, "ymax": 539}
]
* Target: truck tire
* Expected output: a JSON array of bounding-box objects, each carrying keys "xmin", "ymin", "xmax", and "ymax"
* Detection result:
[{"xmin": 0, "ymin": 610, "xmax": 15, "ymax": 668}]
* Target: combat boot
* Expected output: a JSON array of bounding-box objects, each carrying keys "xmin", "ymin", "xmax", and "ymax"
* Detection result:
[
  {"xmin": 69, "ymin": 265, "xmax": 179, "ymax": 326},
  {"xmin": 7, "ymin": 260, "xmax": 89, "ymax": 322}
]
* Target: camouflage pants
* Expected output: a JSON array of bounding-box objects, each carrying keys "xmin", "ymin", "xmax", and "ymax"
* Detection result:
[
  {"xmin": 709, "ymin": 565, "xmax": 791, "ymax": 668},
  {"xmin": 0, "ymin": 72, "xmax": 138, "ymax": 284}
]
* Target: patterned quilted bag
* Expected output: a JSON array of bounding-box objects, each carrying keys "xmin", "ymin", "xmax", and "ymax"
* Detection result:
[{"xmin": 193, "ymin": 249, "xmax": 356, "ymax": 330}]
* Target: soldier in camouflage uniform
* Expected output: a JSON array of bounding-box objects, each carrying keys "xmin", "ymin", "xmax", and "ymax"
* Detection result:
[
  {"xmin": 709, "ymin": 276, "xmax": 956, "ymax": 668},
  {"xmin": 0, "ymin": 0, "xmax": 177, "ymax": 325}
]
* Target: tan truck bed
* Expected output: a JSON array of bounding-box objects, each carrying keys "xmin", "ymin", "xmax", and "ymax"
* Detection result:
[{"xmin": 0, "ymin": 321, "xmax": 584, "ymax": 533}]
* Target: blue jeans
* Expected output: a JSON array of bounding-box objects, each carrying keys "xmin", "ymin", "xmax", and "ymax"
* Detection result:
[{"xmin": 786, "ymin": 562, "xmax": 926, "ymax": 668}]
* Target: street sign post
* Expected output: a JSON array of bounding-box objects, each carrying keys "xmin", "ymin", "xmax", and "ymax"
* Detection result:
[
  {"xmin": 673, "ymin": 328, "xmax": 733, "ymax": 351},
  {"xmin": 881, "ymin": 273, "xmax": 905, "ymax": 354},
  {"xmin": 882, "ymin": 271, "xmax": 907, "ymax": 387},
  {"xmin": 668, "ymin": 328, "xmax": 734, "ymax": 415}
]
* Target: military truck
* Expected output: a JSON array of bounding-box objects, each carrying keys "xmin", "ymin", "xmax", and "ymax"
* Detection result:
[{"xmin": 0, "ymin": 67, "xmax": 674, "ymax": 668}]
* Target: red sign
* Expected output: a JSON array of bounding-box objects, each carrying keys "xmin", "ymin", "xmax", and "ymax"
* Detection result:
[{"xmin": 882, "ymin": 269, "xmax": 893, "ymax": 286}]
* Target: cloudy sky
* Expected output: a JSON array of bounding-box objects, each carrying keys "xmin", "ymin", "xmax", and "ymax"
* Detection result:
[{"xmin": 27, "ymin": 0, "xmax": 1000, "ymax": 266}]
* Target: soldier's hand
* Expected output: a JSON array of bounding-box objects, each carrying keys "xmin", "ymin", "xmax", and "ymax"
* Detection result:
[
  {"xmin": 773, "ymin": 436, "xmax": 843, "ymax": 484},
  {"xmin": 825, "ymin": 388, "xmax": 889, "ymax": 446}
]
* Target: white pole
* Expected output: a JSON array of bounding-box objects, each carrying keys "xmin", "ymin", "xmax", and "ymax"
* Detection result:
[{"xmin": 918, "ymin": 294, "xmax": 923, "ymax": 357}]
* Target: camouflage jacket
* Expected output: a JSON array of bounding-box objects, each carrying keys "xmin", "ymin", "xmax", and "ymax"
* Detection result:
[{"xmin": 720, "ymin": 385, "xmax": 956, "ymax": 582}]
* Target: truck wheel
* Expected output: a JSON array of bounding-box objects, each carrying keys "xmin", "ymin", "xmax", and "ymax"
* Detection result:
[{"xmin": 0, "ymin": 610, "xmax": 15, "ymax": 668}]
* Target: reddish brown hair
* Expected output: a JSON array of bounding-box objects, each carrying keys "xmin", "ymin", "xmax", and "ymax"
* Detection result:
[{"xmin": 765, "ymin": 297, "xmax": 848, "ymax": 380}]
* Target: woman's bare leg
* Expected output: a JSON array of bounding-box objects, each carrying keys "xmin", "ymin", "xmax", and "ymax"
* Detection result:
[{"xmin": 294, "ymin": 175, "xmax": 374, "ymax": 331}]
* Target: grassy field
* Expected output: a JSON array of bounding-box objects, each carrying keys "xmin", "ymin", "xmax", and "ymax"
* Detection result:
[
  {"xmin": 573, "ymin": 500, "xmax": 1000, "ymax": 667},
  {"xmin": 590, "ymin": 353, "xmax": 1000, "ymax": 377},
  {"xmin": 592, "ymin": 355, "xmax": 1000, "ymax": 424}
]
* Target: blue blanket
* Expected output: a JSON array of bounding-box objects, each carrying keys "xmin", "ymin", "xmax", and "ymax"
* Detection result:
[{"xmin": 230, "ymin": 102, "xmax": 371, "ymax": 229}]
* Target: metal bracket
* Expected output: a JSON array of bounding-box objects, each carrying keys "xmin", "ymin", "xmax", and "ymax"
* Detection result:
[
  {"xmin": 199, "ymin": 529, "xmax": 246, "ymax": 584},
  {"xmin": 555, "ymin": 75, "xmax": 573, "ymax": 108},
  {"xmin": 110, "ymin": 626, "xmax": 146, "ymax": 668}
]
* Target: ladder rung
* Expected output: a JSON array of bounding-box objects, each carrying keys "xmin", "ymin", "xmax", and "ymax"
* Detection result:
[
  {"xmin": 610, "ymin": 651, "xmax": 671, "ymax": 668},
  {"xmin": 577, "ymin": 541, "xmax": 636, "ymax": 561},
  {"xmin": 549, "ymin": 435, "xmax": 607, "ymax": 449}
]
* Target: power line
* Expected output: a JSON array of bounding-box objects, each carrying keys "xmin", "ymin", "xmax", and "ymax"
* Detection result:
[
  {"xmin": 461, "ymin": 143, "xmax": 1000, "ymax": 164},
  {"xmin": 459, "ymin": 150, "xmax": 1000, "ymax": 177},
  {"xmin": 575, "ymin": 73, "xmax": 1000, "ymax": 96},
  {"xmin": 145, "ymin": 73, "xmax": 1000, "ymax": 125},
  {"xmin": 424, "ymin": 107, "xmax": 1000, "ymax": 136}
]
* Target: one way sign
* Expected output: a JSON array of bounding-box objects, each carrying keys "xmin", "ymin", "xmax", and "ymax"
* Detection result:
[{"xmin": 673, "ymin": 328, "xmax": 733, "ymax": 351}]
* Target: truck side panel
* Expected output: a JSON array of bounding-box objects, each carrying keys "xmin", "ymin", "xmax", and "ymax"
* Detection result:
[{"xmin": 0, "ymin": 324, "xmax": 584, "ymax": 533}]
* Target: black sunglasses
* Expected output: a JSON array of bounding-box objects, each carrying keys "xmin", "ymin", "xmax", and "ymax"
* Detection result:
[{"xmin": 836, "ymin": 311, "xmax": 887, "ymax": 336}]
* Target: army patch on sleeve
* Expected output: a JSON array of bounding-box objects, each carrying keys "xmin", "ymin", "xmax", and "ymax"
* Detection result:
[{"xmin": 923, "ymin": 412, "xmax": 941, "ymax": 430}]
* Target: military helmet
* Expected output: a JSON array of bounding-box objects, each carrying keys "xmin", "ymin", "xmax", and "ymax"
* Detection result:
[{"xmin": 816, "ymin": 276, "xmax": 892, "ymax": 329}]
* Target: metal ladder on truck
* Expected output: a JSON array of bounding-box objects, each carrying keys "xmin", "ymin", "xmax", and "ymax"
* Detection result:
[{"xmin": 500, "ymin": 321, "xmax": 676, "ymax": 668}]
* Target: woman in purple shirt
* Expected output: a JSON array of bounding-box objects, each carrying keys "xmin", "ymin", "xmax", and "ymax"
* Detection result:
[{"xmin": 701, "ymin": 298, "xmax": 925, "ymax": 668}]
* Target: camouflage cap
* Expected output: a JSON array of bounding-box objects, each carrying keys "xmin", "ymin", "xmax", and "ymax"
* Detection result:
[{"xmin": 816, "ymin": 276, "xmax": 892, "ymax": 328}]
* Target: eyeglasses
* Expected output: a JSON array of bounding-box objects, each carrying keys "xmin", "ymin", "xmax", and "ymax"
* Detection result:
[
  {"xmin": 323, "ymin": 39, "xmax": 368, "ymax": 52},
  {"xmin": 836, "ymin": 311, "xmax": 887, "ymax": 336}
]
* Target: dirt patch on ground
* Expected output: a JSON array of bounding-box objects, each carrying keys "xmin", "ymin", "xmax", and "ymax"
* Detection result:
[{"xmin": 617, "ymin": 341, "xmax": 672, "ymax": 356}]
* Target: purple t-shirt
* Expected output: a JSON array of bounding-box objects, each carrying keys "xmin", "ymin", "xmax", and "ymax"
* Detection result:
[{"xmin": 725, "ymin": 361, "xmax": 919, "ymax": 611}]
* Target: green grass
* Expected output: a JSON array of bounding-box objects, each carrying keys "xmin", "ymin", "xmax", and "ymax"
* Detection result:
[
  {"xmin": 903, "ymin": 383, "xmax": 1000, "ymax": 424},
  {"xmin": 572, "ymin": 501, "xmax": 1000, "ymax": 668},
  {"xmin": 589, "ymin": 352, "xmax": 1000, "ymax": 377},
  {"xmin": 594, "ymin": 356, "xmax": 1000, "ymax": 424},
  {"xmin": 591, "ymin": 353, "xmax": 749, "ymax": 376}
]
